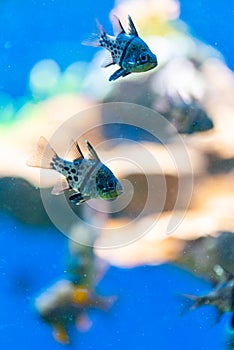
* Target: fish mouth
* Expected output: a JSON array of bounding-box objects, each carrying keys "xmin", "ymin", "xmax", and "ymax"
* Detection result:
[
  {"xmin": 116, "ymin": 182, "xmax": 124, "ymax": 195},
  {"xmin": 151, "ymin": 55, "xmax": 158, "ymax": 67}
]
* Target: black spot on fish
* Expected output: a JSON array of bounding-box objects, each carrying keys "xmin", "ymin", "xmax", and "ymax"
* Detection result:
[
  {"xmin": 71, "ymin": 169, "xmax": 76, "ymax": 174},
  {"xmin": 114, "ymin": 49, "xmax": 118, "ymax": 55},
  {"xmin": 74, "ymin": 175, "xmax": 78, "ymax": 182},
  {"xmin": 64, "ymin": 166, "xmax": 69, "ymax": 171},
  {"xmin": 113, "ymin": 44, "xmax": 117, "ymax": 48},
  {"xmin": 68, "ymin": 175, "xmax": 72, "ymax": 181}
]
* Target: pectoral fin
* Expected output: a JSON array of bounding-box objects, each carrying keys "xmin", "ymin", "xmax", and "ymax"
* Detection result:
[
  {"xmin": 76, "ymin": 313, "xmax": 92, "ymax": 332},
  {"xmin": 109, "ymin": 68, "xmax": 131, "ymax": 81}
]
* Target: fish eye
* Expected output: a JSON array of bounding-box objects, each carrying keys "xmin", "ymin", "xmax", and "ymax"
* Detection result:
[{"xmin": 140, "ymin": 52, "xmax": 149, "ymax": 63}]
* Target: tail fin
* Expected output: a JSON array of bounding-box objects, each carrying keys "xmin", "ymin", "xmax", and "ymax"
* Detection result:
[
  {"xmin": 27, "ymin": 136, "xmax": 58, "ymax": 169},
  {"xmin": 178, "ymin": 293, "xmax": 203, "ymax": 316},
  {"xmin": 182, "ymin": 293, "xmax": 200, "ymax": 310},
  {"xmin": 81, "ymin": 19, "xmax": 105, "ymax": 47}
]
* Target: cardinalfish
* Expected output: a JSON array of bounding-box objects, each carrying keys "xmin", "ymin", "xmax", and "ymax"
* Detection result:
[
  {"xmin": 182, "ymin": 267, "xmax": 234, "ymax": 326},
  {"xmin": 83, "ymin": 15, "xmax": 158, "ymax": 81},
  {"xmin": 27, "ymin": 137, "xmax": 123, "ymax": 205}
]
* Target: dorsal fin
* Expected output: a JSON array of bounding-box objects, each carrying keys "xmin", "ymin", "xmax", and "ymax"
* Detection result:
[
  {"xmin": 111, "ymin": 15, "xmax": 125, "ymax": 36},
  {"xmin": 81, "ymin": 18, "xmax": 105, "ymax": 47},
  {"xmin": 85, "ymin": 140, "xmax": 101, "ymax": 162},
  {"xmin": 66, "ymin": 139, "xmax": 84, "ymax": 161},
  {"xmin": 128, "ymin": 15, "xmax": 138, "ymax": 36},
  {"xmin": 95, "ymin": 18, "xmax": 105, "ymax": 36}
]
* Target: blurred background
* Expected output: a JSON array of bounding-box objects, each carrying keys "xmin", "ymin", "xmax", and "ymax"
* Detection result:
[{"xmin": 1, "ymin": 0, "xmax": 234, "ymax": 349}]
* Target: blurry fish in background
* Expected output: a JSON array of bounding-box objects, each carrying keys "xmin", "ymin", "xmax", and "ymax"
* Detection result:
[
  {"xmin": 35, "ymin": 210, "xmax": 113, "ymax": 345},
  {"xmin": 151, "ymin": 55, "xmax": 215, "ymax": 134},
  {"xmin": 181, "ymin": 266, "xmax": 234, "ymax": 327},
  {"xmin": 155, "ymin": 95, "xmax": 214, "ymax": 134},
  {"xmin": 27, "ymin": 137, "xmax": 123, "ymax": 205},
  {"xmin": 83, "ymin": 15, "xmax": 158, "ymax": 81},
  {"xmin": 35, "ymin": 280, "xmax": 115, "ymax": 344}
]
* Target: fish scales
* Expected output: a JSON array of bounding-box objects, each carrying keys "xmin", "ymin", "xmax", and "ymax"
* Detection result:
[
  {"xmin": 83, "ymin": 15, "xmax": 158, "ymax": 81},
  {"xmin": 27, "ymin": 137, "xmax": 123, "ymax": 205}
]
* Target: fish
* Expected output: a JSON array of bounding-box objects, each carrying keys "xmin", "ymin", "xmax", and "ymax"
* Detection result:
[
  {"xmin": 82, "ymin": 14, "xmax": 158, "ymax": 81},
  {"xmin": 27, "ymin": 136, "xmax": 123, "ymax": 205},
  {"xmin": 35, "ymin": 280, "xmax": 116, "ymax": 344},
  {"xmin": 182, "ymin": 268, "xmax": 234, "ymax": 325}
]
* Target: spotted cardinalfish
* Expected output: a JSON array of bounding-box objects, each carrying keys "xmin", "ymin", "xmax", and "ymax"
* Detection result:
[
  {"xmin": 27, "ymin": 137, "xmax": 123, "ymax": 205},
  {"xmin": 83, "ymin": 15, "xmax": 158, "ymax": 81}
]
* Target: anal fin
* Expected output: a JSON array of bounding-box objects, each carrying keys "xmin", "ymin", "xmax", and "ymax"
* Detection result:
[
  {"xmin": 101, "ymin": 52, "xmax": 115, "ymax": 68},
  {"xmin": 51, "ymin": 177, "xmax": 71, "ymax": 195}
]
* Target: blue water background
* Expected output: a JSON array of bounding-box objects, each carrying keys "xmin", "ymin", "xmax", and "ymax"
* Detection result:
[
  {"xmin": 0, "ymin": 212, "xmax": 228, "ymax": 350},
  {"xmin": 0, "ymin": 1, "xmax": 234, "ymax": 349},
  {"xmin": 1, "ymin": 0, "xmax": 233, "ymax": 97}
]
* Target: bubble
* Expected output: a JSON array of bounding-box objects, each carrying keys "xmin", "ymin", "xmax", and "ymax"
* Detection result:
[{"xmin": 29, "ymin": 59, "xmax": 61, "ymax": 96}]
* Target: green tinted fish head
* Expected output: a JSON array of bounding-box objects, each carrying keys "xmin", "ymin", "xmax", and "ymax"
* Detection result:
[
  {"xmin": 122, "ymin": 37, "xmax": 158, "ymax": 73},
  {"xmin": 96, "ymin": 165, "xmax": 124, "ymax": 200}
]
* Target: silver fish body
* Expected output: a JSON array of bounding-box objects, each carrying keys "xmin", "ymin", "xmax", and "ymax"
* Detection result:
[
  {"xmin": 27, "ymin": 137, "xmax": 123, "ymax": 205},
  {"xmin": 83, "ymin": 15, "xmax": 158, "ymax": 81}
]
